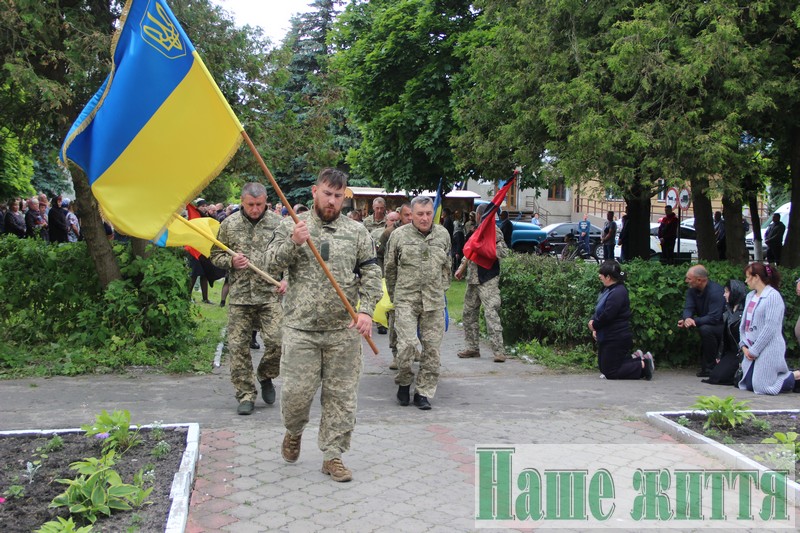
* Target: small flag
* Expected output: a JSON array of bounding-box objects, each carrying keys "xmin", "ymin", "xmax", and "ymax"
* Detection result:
[
  {"xmin": 462, "ymin": 171, "xmax": 518, "ymax": 269},
  {"xmin": 60, "ymin": 0, "xmax": 243, "ymax": 240},
  {"xmin": 154, "ymin": 204, "xmax": 219, "ymax": 258},
  {"xmin": 432, "ymin": 177, "xmax": 444, "ymax": 225}
]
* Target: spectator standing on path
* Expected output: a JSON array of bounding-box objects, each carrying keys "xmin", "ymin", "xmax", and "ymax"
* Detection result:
[
  {"xmin": 266, "ymin": 168, "xmax": 381, "ymax": 483},
  {"xmin": 577, "ymin": 214, "xmax": 591, "ymax": 257},
  {"xmin": 600, "ymin": 211, "xmax": 617, "ymax": 262},
  {"xmin": 498, "ymin": 210, "xmax": 513, "ymax": 248},
  {"xmin": 714, "ymin": 211, "xmax": 726, "ymax": 260},
  {"xmin": 25, "ymin": 197, "xmax": 46, "ymax": 240},
  {"xmin": 48, "ymin": 194, "xmax": 69, "ymax": 244},
  {"xmin": 37, "ymin": 198, "xmax": 50, "ymax": 242},
  {"xmin": 679, "ymin": 265, "xmax": 726, "ymax": 378},
  {"xmin": 588, "ymin": 261, "xmax": 653, "ymax": 380},
  {"xmin": 764, "ymin": 213, "xmax": 785, "ymax": 265},
  {"xmin": 441, "ymin": 207, "xmax": 455, "ymax": 241},
  {"xmin": 455, "ymin": 202, "xmax": 508, "ymax": 363},
  {"xmin": 385, "ymin": 196, "xmax": 451, "ymax": 410},
  {"xmin": 451, "ymin": 210, "xmax": 466, "ymax": 274},
  {"xmin": 64, "ymin": 199, "xmax": 80, "ymax": 242},
  {"xmin": 210, "ymin": 182, "xmax": 286, "ymax": 416},
  {"xmin": 4, "ymin": 199, "xmax": 26, "ymax": 238},
  {"xmin": 362, "ymin": 197, "xmax": 386, "ymax": 232},
  {"xmin": 658, "ymin": 205, "xmax": 678, "ymax": 264},
  {"xmin": 738, "ymin": 262, "xmax": 800, "ymax": 394}
]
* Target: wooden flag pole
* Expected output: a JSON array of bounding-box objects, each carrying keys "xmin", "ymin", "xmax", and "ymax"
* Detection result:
[
  {"xmin": 172, "ymin": 214, "xmax": 280, "ymax": 287},
  {"xmin": 241, "ymin": 131, "xmax": 379, "ymax": 355}
]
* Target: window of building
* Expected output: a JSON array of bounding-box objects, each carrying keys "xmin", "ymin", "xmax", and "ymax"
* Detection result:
[{"xmin": 548, "ymin": 180, "xmax": 566, "ymax": 201}]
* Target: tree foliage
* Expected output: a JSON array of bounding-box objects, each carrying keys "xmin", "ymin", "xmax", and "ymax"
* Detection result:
[{"xmin": 332, "ymin": 0, "xmax": 478, "ymax": 192}]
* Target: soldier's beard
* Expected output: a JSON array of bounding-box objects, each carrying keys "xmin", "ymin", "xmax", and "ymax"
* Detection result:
[{"xmin": 315, "ymin": 203, "xmax": 341, "ymax": 222}]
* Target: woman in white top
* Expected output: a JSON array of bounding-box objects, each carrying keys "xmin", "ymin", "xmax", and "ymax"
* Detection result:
[{"xmin": 738, "ymin": 262, "xmax": 800, "ymax": 394}]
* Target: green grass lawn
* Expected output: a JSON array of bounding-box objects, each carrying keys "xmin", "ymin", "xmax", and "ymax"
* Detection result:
[{"xmin": 447, "ymin": 279, "xmax": 466, "ymax": 324}]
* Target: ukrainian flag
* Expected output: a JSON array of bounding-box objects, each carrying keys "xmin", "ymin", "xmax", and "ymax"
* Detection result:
[
  {"xmin": 60, "ymin": 0, "xmax": 243, "ymax": 240},
  {"xmin": 432, "ymin": 177, "xmax": 444, "ymax": 225}
]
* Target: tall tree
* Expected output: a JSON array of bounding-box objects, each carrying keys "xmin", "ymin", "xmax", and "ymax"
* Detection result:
[{"xmin": 332, "ymin": 0, "xmax": 478, "ymax": 192}]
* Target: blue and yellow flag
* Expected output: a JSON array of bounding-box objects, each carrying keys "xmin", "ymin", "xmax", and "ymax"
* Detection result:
[
  {"xmin": 432, "ymin": 177, "xmax": 444, "ymax": 225},
  {"xmin": 60, "ymin": 0, "xmax": 243, "ymax": 240}
]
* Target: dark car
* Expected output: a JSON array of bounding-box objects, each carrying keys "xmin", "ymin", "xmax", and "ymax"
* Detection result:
[{"xmin": 541, "ymin": 222, "xmax": 604, "ymax": 259}]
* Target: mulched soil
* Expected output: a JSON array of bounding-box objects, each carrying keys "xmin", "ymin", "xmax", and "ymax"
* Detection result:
[
  {"xmin": 665, "ymin": 412, "xmax": 800, "ymax": 477},
  {"xmin": 0, "ymin": 427, "xmax": 187, "ymax": 532}
]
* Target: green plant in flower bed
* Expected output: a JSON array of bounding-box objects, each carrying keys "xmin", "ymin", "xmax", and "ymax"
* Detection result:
[
  {"xmin": 81, "ymin": 409, "xmax": 141, "ymax": 455},
  {"xmin": 35, "ymin": 516, "xmax": 93, "ymax": 533},
  {"xmin": 49, "ymin": 450, "xmax": 152, "ymax": 525},
  {"xmin": 692, "ymin": 395, "xmax": 755, "ymax": 430},
  {"xmin": 762, "ymin": 431, "xmax": 800, "ymax": 461}
]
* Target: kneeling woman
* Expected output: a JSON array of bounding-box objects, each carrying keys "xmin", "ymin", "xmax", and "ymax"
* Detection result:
[
  {"xmin": 589, "ymin": 261, "xmax": 653, "ymax": 380},
  {"xmin": 738, "ymin": 263, "xmax": 800, "ymax": 394}
]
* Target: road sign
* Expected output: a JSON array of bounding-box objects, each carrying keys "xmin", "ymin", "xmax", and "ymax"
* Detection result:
[
  {"xmin": 666, "ymin": 187, "xmax": 679, "ymax": 209},
  {"xmin": 679, "ymin": 188, "xmax": 691, "ymax": 210}
]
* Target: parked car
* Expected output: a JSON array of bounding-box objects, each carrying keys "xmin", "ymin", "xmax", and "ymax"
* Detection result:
[
  {"xmin": 614, "ymin": 223, "xmax": 698, "ymax": 259},
  {"xmin": 541, "ymin": 222, "xmax": 604, "ymax": 259},
  {"xmin": 473, "ymin": 201, "xmax": 548, "ymax": 253},
  {"xmin": 745, "ymin": 202, "xmax": 791, "ymax": 259}
]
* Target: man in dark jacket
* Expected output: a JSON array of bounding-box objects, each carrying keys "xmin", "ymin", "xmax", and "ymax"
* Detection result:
[
  {"xmin": 764, "ymin": 213, "xmax": 785, "ymax": 265},
  {"xmin": 658, "ymin": 205, "xmax": 679, "ymax": 264},
  {"xmin": 679, "ymin": 265, "xmax": 726, "ymax": 377}
]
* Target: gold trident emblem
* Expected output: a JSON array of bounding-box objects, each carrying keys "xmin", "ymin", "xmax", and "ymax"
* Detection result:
[{"xmin": 141, "ymin": 1, "xmax": 185, "ymax": 58}]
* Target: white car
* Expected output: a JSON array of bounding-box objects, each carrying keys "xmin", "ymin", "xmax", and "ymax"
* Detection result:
[{"xmin": 615, "ymin": 223, "xmax": 698, "ymax": 259}]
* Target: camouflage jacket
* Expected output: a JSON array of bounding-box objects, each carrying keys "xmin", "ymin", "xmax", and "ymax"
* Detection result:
[
  {"xmin": 266, "ymin": 210, "xmax": 382, "ymax": 331},
  {"xmin": 210, "ymin": 210, "xmax": 282, "ymax": 305},
  {"xmin": 461, "ymin": 226, "xmax": 508, "ymax": 285},
  {"xmin": 362, "ymin": 214, "xmax": 386, "ymax": 232},
  {"xmin": 385, "ymin": 223, "xmax": 451, "ymax": 310}
]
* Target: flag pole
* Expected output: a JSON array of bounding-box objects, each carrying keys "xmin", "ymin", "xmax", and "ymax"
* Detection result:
[
  {"xmin": 172, "ymin": 214, "xmax": 280, "ymax": 287},
  {"xmin": 241, "ymin": 131, "xmax": 380, "ymax": 355}
]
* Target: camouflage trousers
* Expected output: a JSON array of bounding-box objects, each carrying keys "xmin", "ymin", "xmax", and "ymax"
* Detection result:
[
  {"xmin": 227, "ymin": 302, "xmax": 282, "ymax": 403},
  {"xmin": 463, "ymin": 277, "xmax": 505, "ymax": 357},
  {"xmin": 387, "ymin": 309, "xmax": 397, "ymax": 358},
  {"xmin": 394, "ymin": 300, "xmax": 444, "ymax": 398},
  {"xmin": 280, "ymin": 327, "xmax": 362, "ymax": 461}
]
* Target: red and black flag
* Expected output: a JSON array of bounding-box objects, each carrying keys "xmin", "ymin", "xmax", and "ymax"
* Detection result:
[{"xmin": 462, "ymin": 170, "xmax": 518, "ymax": 270}]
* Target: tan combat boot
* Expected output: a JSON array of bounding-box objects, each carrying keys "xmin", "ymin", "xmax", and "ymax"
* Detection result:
[
  {"xmin": 457, "ymin": 349, "xmax": 480, "ymax": 358},
  {"xmin": 322, "ymin": 457, "xmax": 353, "ymax": 482},
  {"xmin": 281, "ymin": 432, "xmax": 302, "ymax": 463}
]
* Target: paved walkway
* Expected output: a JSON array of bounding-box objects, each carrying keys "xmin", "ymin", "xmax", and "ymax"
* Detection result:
[{"xmin": 1, "ymin": 325, "xmax": 796, "ymax": 531}]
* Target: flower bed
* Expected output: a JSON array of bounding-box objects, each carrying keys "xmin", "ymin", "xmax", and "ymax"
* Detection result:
[{"xmin": 0, "ymin": 422, "xmax": 198, "ymax": 532}]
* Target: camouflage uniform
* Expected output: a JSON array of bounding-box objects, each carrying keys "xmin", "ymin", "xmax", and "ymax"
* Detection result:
[
  {"xmin": 266, "ymin": 209, "xmax": 381, "ymax": 461},
  {"xmin": 210, "ymin": 210, "xmax": 283, "ymax": 403},
  {"xmin": 362, "ymin": 214, "xmax": 386, "ymax": 233},
  {"xmin": 460, "ymin": 226, "xmax": 508, "ymax": 358},
  {"xmin": 385, "ymin": 223, "xmax": 451, "ymax": 397}
]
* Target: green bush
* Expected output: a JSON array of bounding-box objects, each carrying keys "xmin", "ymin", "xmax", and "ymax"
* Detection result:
[
  {"xmin": 0, "ymin": 237, "xmax": 199, "ymax": 373},
  {"xmin": 500, "ymin": 254, "xmax": 800, "ymax": 367}
]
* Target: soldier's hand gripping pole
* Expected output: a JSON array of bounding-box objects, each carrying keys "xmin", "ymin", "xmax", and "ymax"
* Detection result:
[{"xmin": 241, "ymin": 131, "xmax": 380, "ymax": 355}]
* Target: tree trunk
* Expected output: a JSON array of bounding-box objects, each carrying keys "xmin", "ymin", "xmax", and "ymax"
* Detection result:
[
  {"xmin": 690, "ymin": 175, "xmax": 716, "ymax": 261},
  {"xmin": 624, "ymin": 180, "xmax": 651, "ymax": 260},
  {"xmin": 783, "ymin": 127, "xmax": 800, "ymax": 268},
  {"xmin": 131, "ymin": 238, "xmax": 151, "ymax": 259},
  {"xmin": 71, "ymin": 165, "xmax": 121, "ymax": 287},
  {"xmin": 721, "ymin": 195, "xmax": 747, "ymax": 264}
]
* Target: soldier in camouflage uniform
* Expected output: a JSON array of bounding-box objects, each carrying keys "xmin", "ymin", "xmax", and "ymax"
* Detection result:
[
  {"xmin": 371, "ymin": 210, "xmax": 400, "ymax": 336},
  {"xmin": 455, "ymin": 203, "xmax": 509, "ymax": 363},
  {"xmin": 385, "ymin": 203, "xmax": 412, "ymax": 368},
  {"xmin": 385, "ymin": 196, "xmax": 451, "ymax": 410},
  {"xmin": 362, "ymin": 196, "xmax": 387, "ymax": 232},
  {"xmin": 266, "ymin": 168, "xmax": 382, "ymax": 483},
  {"xmin": 210, "ymin": 182, "xmax": 285, "ymax": 416}
]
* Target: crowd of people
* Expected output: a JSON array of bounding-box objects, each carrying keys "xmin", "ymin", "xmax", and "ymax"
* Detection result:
[{"xmin": 1, "ymin": 193, "xmax": 80, "ymax": 243}]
